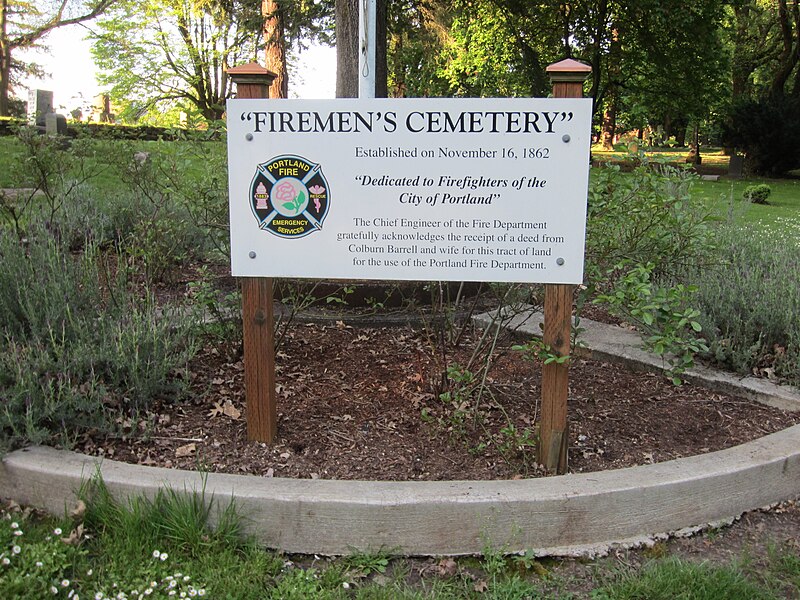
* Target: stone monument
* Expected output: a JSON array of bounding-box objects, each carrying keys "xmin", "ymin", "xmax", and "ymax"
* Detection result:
[{"xmin": 27, "ymin": 89, "xmax": 54, "ymax": 126}]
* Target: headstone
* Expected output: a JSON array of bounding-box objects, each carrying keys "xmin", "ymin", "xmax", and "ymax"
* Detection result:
[
  {"xmin": 45, "ymin": 113, "xmax": 68, "ymax": 136},
  {"xmin": 728, "ymin": 154, "xmax": 744, "ymax": 178},
  {"xmin": 100, "ymin": 94, "xmax": 112, "ymax": 123},
  {"xmin": 27, "ymin": 89, "xmax": 54, "ymax": 126}
]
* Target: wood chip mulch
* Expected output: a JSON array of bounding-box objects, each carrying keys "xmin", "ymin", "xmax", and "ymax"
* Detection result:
[{"xmin": 75, "ymin": 322, "xmax": 799, "ymax": 481}]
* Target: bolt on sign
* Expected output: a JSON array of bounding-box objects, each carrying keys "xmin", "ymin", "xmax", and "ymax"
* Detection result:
[{"xmin": 227, "ymin": 98, "xmax": 592, "ymax": 284}]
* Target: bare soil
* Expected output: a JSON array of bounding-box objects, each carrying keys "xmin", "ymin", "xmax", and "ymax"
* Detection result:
[{"xmin": 75, "ymin": 318, "xmax": 799, "ymax": 481}]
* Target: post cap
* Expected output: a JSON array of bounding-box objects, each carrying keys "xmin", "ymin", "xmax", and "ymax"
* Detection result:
[
  {"xmin": 546, "ymin": 59, "xmax": 592, "ymax": 83},
  {"xmin": 226, "ymin": 62, "xmax": 278, "ymax": 85}
]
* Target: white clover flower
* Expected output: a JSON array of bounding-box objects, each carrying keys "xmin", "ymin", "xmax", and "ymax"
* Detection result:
[
  {"xmin": 188, "ymin": 591, "xmax": 197, "ymax": 598},
  {"xmin": 342, "ymin": 582, "xmax": 351, "ymax": 589},
  {"xmin": 54, "ymin": 528, "xmax": 63, "ymax": 536},
  {"xmin": 51, "ymin": 586, "xmax": 59, "ymax": 594},
  {"xmin": 2, "ymin": 557, "xmax": 10, "ymax": 565},
  {"xmin": 68, "ymin": 592, "xmax": 75, "ymax": 599},
  {"xmin": 180, "ymin": 593, "xmax": 186, "ymax": 599},
  {"xmin": 12, "ymin": 546, "xmax": 20, "ymax": 554},
  {"xmin": 87, "ymin": 569, "xmax": 93, "ymax": 576},
  {"xmin": 183, "ymin": 576, "xmax": 190, "ymax": 582},
  {"xmin": 150, "ymin": 581, "xmax": 157, "ymax": 588},
  {"xmin": 36, "ymin": 561, "xmax": 43, "ymax": 567},
  {"xmin": 13, "ymin": 530, "xmax": 22, "ymax": 537},
  {"xmin": 10, "ymin": 522, "xmax": 18, "ymax": 529},
  {"xmin": 62, "ymin": 579, "xmax": 71, "ymax": 587},
  {"xmin": 152, "ymin": 550, "xmax": 161, "ymax": 559},
  {"xmin": 168, "ymin": 580, "xmax": 177, "ymax": 588},
  {"xmin": 197, "ymin": 590, "xmax": 205, "ymax": 597},
  {"xmin": 95, "ymin": 592, "xmax": 104, "ymax": 600},
  {"xmin": 168, "ymin": 592, "xmax": 176, "ymax": 597},
  {"xmin": 144, "ymin": 590, "xmax": 152, "ymax": 596},
  {"xmin": 160, "ymin": 553, "xmax": 169, "ymax": 561}
]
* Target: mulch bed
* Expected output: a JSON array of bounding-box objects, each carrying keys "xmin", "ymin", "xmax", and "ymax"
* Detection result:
[{"xmin": 75, "ymin": 320, "xmax": 800, "ymax": 481}]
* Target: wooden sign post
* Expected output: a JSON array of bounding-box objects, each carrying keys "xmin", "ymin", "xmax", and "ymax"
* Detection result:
[
  {"xmin": 226, "ymin": 63, "xmax": 279, "ymax": 443},
  {"xmin": 538, "ymin": 59, "xmax": 592, "ymax": 474}
]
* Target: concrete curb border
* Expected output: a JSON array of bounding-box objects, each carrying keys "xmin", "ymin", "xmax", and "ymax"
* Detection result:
[
  {"xmin": 2, "ymin": 314, "xmax": 799, "ymax": 556},
  {"xmin": 2, "ymin": 426, "xmax": 800, "ymax": 556}
]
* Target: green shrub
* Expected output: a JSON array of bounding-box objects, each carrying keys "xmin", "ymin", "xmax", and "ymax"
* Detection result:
[
  {"xmin": 100, "ymin": 139, "xmax": 228, "ymax": 280},
  {"xmin": 594, "ymin": 262, "xmax": 708, "ymax": 383},
  {"xmin": 722, "ymin": 95, "xmax": 800, "ymax": 176},
  {"xmin": 584, "ymin": 160, "xmax": 716, "ymax": 380},
  {"xmin": 687, "ymin": 221, "xmax": 800, "ymax": 385},
  {"xmin": 586, "ymin": 160, "xmax": 715, "ymax": 282},
  {"xmin": 0, "ymin": 228, "xmax": 197, "ymax": 451},
  {"xmin": 743, "ymin": 184, "xmax": 772, "ymax": 205},
  {"xmin": 0, "ymin": 127, "xmax": 107, "ymax": 231}
]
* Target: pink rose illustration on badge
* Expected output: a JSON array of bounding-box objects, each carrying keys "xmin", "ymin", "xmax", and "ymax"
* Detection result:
[
  {"xmin": 250, "ymin": 155, "xmax": 329, "ymax": 239},
  {"xmin": 274, "ymin": 179, "xmax": 306, "ymax": 215}
]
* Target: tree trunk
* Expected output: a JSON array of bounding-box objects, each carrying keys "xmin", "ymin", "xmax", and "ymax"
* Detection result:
[
  {"xmin": 586, "ymin": 0, "xmax": 608, "ymax": 116},
  {"xmin": 263, "ymin": 0, "xmax": 288, "ymax": 99},
  {"xmin": 770, "ymin": 0, "xmax": 800, "ymax": 96},
  {"xmin": 375, "ymin": 0, "xmax": 387, "ymax": 98},
  {"xmin": 336, "ymin": 0, "xmax": 358, "ymax": 98},
  {"xmin": 674, "ymin": 120, "xmax": 688, "ymax": 147},
  {"xmin": 686, "ymin": 122, "xmax": 701, "ymax": 166},
  {"xmin": 600, "ymin": 102, "xmax": 616, "ymax": 150},
  {"xmin": 0, "ymin": 0, "xmax": 10, "ymax": 117},
  {"xmin": 336, "ymin": 0, "xmax": 387, "ymax": 98}
]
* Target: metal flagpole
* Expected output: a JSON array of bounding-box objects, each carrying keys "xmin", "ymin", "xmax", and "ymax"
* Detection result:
[{"xmin": 358, "ymin": 0, "xmax": 376, "ymax": 98}]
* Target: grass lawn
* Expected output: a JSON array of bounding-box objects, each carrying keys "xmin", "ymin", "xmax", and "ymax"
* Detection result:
[
  {"xmin": 591, "ymin": 143, "xmax": 800, "ymax": 230},
  {"xmin": 2, "ymin": 486, "xmax": 799, "ymax": 600},
  {"xmin": 591, "ymin": 145, "xmax": 731, "ymax": 172},
  {"xmin": 692, "ymin": 177, "xmax": 800, "ymax": 229}
]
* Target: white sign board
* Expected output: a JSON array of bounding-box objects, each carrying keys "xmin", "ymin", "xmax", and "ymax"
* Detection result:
[{"xmin": 227, "ymin": 98, "xmax": 592, "ymax": 283}]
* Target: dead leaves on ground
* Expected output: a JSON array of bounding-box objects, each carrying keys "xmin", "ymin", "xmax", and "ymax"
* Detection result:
[
  {"xmin": 175, "ymin": 442, "xmax": 196, "ymax": 458},
  {"xmin": 208, "ymin": 399, "xmax": 241, "ymax": 420}
]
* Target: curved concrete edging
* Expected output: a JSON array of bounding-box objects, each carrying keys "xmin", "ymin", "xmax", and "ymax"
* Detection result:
[
  {"xmin": 2, "ymin": 314, "xmax": 799, "ymax": 556},
  {"xmin": 2, "ymin": 426, "xmax": 800, "ymax": 556}
]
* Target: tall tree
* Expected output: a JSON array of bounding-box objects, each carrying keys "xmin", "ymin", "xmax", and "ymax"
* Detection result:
[
  {"xmin": 263, "ymin": 0, "xmax": 286, "ymax": 98},
  {"xmin": 0, "ymin": 0, "xmax": 115, "ymax": 116},
  {"xmin": 771, "ymin": 0, "xmax": 800, "ymax": 95},
  {"xmin": 335, "ymin": 0, "xmax": 386, "ymax": 97},
  {"xmin": 387, "ymin": 0, "xmax": 451, "ymax": 97},
  {"xmin": 262, "ymin": 0, "xmax": 333, "ymax": 99},
  {"xmin": 92, "ymin": 0, "xmax": 264, "ymax": 121},
  {"xmin": 261, "ymin": 0, "xmax": 289, "ymax": 98}
]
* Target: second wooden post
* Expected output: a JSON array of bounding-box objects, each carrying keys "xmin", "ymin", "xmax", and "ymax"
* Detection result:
[{"xmin": 538, "ymin": 59, "xmax": 592, "ymax": 474}]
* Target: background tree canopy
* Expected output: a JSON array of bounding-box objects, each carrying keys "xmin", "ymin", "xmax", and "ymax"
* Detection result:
[
  {"xmin": 91, "ymin": 0, "xmax": 263, "ymax": 122},
  {"xmin": 0, "ymin": 0, "xmax": 116, "ymax": 117},
  {"xmin": 7, "ymin": 0, "xmax": 799, "ymax": 173}
]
